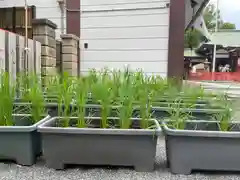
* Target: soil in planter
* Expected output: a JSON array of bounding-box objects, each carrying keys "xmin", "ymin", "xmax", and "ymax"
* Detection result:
[
  {"xmin": 13, "ymin": 115, "xmax": 35, "ymax": 126},
  {"xmin": 133, "ymin": 108, "xmax": 216, "ymax": 121},
  {"xmin": 156, "ymin": 98, "xmax": 210, "ymax": 105},
  {"xmin": 2, "ymin": 115, "xmax": 44, "ymax": 127},
  {"xmin": 55, "ymin": 117, "xmax": 156, "ymax": 129},
  {"xmin": 166, "ymin": 121, "xmax": 237, "ymax": 131},
  {"xmin": 169, "ymin": 122, "xmax": 240, "ymax": 132},
  {"xmin": 47, "ymin": 104, "xmax": 119, "ymax": 117},
  {"xmin": 13, "ymin": 103, "xmax": 32, "ymax": 114}
]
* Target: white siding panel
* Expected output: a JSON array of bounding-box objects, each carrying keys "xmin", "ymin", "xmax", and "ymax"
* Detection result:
[
  {"xmin": 82, "ymin": 26, "xmax": 169, "ymax": 39},
  {"xmin": 80, "ymin": 50, "xmax": 168, "ymax": 62},
  {"xmin": 82, "ymin": 0, "xmax": 169, "ymax": 5},
  {"xmin": 81, "ymin": 0, "xmax": 168, "ymax": 10},
  {"xmin": 82, "ymin": 2, "xmax": 169, "ymax": 11},
  {"xmin": 82, "ymin": 9, "xmax": 167, "ymax": 17},
  {"xmin": 82, "ymin": 12, "xmax": 169, "ymax": 28},
  {"xmin": 81, "ymin": 38, "xmax": 168, "ymax": 50},
  {"xmin": 80, "ymin": 0, "xmax": 170, "ymax": 77},
  {"xmin": 0, "ymin": 0, "xmax": 60, "ymax": 7},
  {"xmin": 0, "ymin": 0, "xmax": 64, "ymax": 39}
]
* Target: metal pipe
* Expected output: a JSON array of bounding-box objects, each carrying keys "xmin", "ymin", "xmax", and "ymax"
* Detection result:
[
  {"xmin": 60, "ymin": 3, "xmax": 65, "ymax": 34},
  {"xmin": 211, "ymin": 0, "xmax": 219, "ymax": 76},
  {"xmin": 24, "ymin": 0, "xmax": 28, "ymax": 71}
]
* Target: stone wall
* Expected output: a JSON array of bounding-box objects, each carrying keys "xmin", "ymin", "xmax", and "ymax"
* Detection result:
[
  {"xmin": 60, "ymin": 34, "xmax": 79, "ymax": 76},
  {"xmin": 32, "ymin": 18, "xmax": 80, "ymax": 78},
  {"xmin": 32, "ymin": 19, "xmax": 57, "ymax": 77}
]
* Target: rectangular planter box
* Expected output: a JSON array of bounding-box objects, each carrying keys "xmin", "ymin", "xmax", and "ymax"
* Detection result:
[
  {"xmin": 162, "ymin": 121, "xmax": 240, "ymax": 175},
  {"xmin": 0, "ymin": 114, "xmax": 50, "ymax": 166},
  {"xmin": 38, "ymin": 117, "xmax": 161, "ymax": 172}
]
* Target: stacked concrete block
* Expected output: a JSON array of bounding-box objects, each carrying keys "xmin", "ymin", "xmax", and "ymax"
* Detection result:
[
  {"xmin": 60, "ymin": 34, "xmax": 79, "ymax": 76},
  {"xmin": 32, "ymin": 19, "xmax": 57, "ymax": 77},
  {"xmin": 56, "ymin": 40, "xmax": 62, "ymax": 74}
]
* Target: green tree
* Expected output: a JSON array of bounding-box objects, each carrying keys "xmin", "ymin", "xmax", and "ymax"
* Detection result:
[
  {"xmin": 220, "ymin": 22, "xmax": 236, "ymax": 30},
  {"xmin": 184, "ymin": 3, "xmax": 236, "ymax": 49},
  {"xmin": 203, "ymin": 4, "xmax": 223, "ymax": 30},
  {"xmin": 184, "ymin": 29, "xmax": 202, "ymax": 48},
  {"xmin": 203, "ymin": 3, "xmax": 236, "ymax": 30}
]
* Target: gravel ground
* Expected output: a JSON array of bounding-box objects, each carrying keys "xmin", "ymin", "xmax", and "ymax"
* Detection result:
[{"xmin": 1, "ymin": 139, "xmax": 240, "ymax": 180}]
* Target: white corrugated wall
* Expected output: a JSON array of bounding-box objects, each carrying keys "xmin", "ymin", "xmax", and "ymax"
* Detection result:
[{"xmin": 80, "ymin": 0, "xmax": 170, "ymax": 77}]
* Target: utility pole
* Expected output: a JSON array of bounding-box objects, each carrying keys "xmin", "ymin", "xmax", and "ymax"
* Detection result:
[
  {"xmin": 24, "ymin": 0, "xmax": 28, "ymax": 71},
  {"xmin": 211, "ymin": 0, "xmax": 219, "ymax": 79}
]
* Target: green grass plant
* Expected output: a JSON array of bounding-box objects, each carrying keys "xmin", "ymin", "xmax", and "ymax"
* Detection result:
[
  {"xmin": 212, "ymin": 94, "xmax": 233, "ymax": 131},
  {"xmin": 166, "ymin": 99, "xmax": 193, "ymax": 130},
  {"xmin": 23, "ymin": 73, "xmax": 46, "ymax": 123},
  {"xmin": 91, "ymin": 69, "xmax": 115, "ymax": 128},
  {"xmin": 0, "ymin": 72, "xmax": 15, "ymax": 126},
  {"xmin": 75, "ymin": 76, "xmax": 89, "ymax": 128},
  {"xmin": 51, "ymin": 73, "xmax": 75, "ymax": 127},
  {"xmin": 116, "ymin": 71, "xmax": 135, "ymax": 129},
  {"xmin": 0, "ymin": 67, "xmax": 220, "ymax": 130}
]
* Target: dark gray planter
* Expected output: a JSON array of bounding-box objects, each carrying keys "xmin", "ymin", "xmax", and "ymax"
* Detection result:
[
  {"xmin": 38, "ymin": 117, "xmax": 161, "ymax": 172},
  {"xmin": 0, "ymin": 114, "xmax": 50, "ymax": 166},
  {"xmin": 162, "ymin": 121, "xmax": 240, "ymax": 175}
]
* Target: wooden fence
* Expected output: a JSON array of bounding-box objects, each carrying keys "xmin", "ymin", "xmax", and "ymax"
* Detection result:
[
  {"xmin": 0, "ymin": 29, "xmax": 41, "ymax": 80},
  {"xmin": 0, "ymin": 6, "xmax": 36, "ymax": 39}
]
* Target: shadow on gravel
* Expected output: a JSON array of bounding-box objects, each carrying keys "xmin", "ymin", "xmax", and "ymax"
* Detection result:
[
  {"xmin": 60, "ymin": 161, "xmax": 167, "ymax": 171},
  {"xmin": 191, "ymin": 170, "xmax": 240, "ymax": 176}
]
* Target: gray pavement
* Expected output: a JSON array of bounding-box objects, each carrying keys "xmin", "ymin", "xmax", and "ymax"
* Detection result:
[{"xmin": 1, "ymin": 139, "xmax": 240, "ymax": 180}]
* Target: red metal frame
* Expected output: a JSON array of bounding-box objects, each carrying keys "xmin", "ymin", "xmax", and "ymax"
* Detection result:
[{"xmin": 189, "ymin": 72, "xmax": 240, "ymax": 82}]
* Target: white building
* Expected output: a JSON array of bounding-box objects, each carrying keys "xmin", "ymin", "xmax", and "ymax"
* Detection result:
[{"xmin": 0, "ymin": 0, "xmax": 210, "ymax": 78}]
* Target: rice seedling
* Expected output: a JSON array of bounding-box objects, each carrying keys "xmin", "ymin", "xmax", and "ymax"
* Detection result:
[
  {"xmin": 148, "ymin": 75, "xmax": 169, "ymax": 101},
  {"xmin": 0, "ymin": 72, "xmax": 16, "ymax": 126},
  {"xmin": 212, "ymin": 94, "xmax": 233, "ymax": 131},
  {"xmin": 84, "ymin": 69, "xmax": 99, "ymax": 103},
  {"xmin": 88, "ymin": 69, "xmax": 98, "ymax": 84},
  {"xmin": 75, "ymin": 76, "xmax": 89, "ymax": 128},
  {"xmin": 117, "ymin": 71, "xmax": 135, "ymax": 129},
  {"xmin": 43, "ymin": 75, "xmax": 59, "ymax": 102},
  {"xmin": 111, "ymin": 69, "xmax": 122, "ymax": 103},
  {"xmin": 166, "ymin": 99, "xmax": 193, "ymax": 130},
  {"xmin": 24, "ymin": 73, "xmax": 45, "ymax": 123},
  {"xmin": 15, "ymin": 72, "xmax": 29, "ymax": 100},
  {"xmin": 53, "ymin": 73, "xmax": 75, "ymax": 127},
  {"xmin": 91, "ymin": 69, "xmax": 115, "ymax": 128},
  {"xmin": 133, "ymin": 72, "xmax": 154, "ymax": 129}
]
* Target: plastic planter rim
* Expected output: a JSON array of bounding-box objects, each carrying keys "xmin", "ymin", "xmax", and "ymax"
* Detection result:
[
  {"xmin": 162, "ymin": 121, "xmax": 240, "ymax": 138},
  {"xmin": 38, "ymin": 116, "xmax": 162, "ymax": 136},
  {"xmin": 0, "ymin": 115, "xmax": 51, "ymax": 132}
]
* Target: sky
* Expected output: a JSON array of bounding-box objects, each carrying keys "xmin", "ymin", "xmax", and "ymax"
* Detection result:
[{"xmin": 211, "ymin": 0, "xmax": 240, "ymax": 29}]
